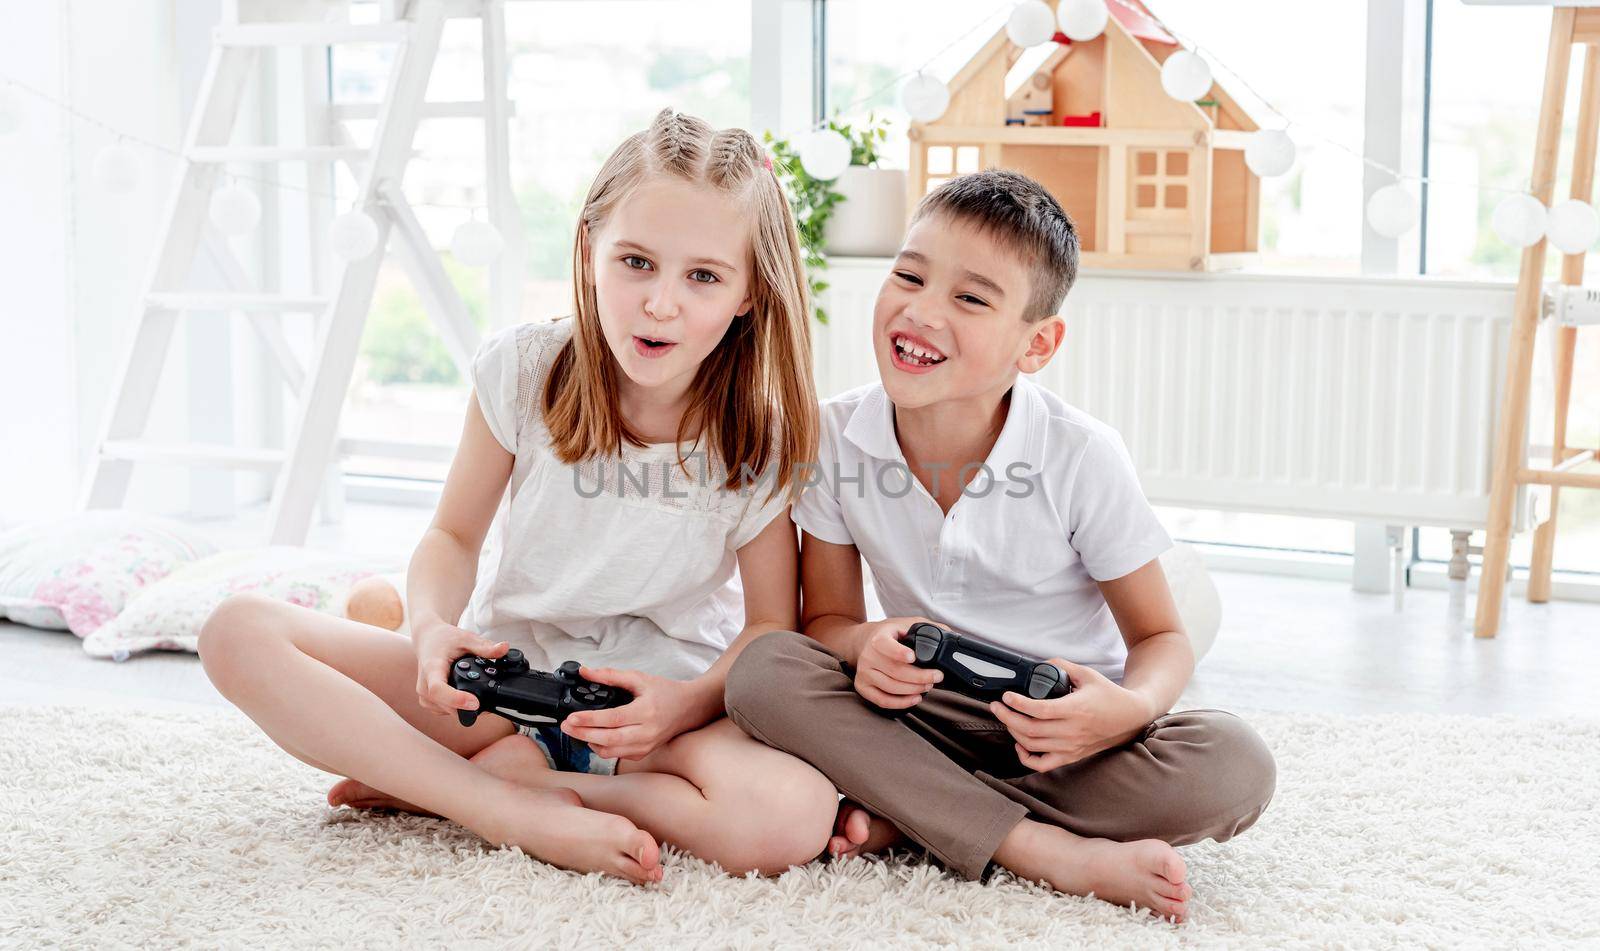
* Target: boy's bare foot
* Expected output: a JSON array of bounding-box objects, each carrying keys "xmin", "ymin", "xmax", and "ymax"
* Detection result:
[
  {"xmin": 994, "ymin": 819, "xmax": 1192, "ymax": 923},
  {"xmin": 479, "ymin": 782, "xmax": 663, "ymax": 885},
  {"xmin": 828, "ymin": 800, "xmax": 907, "ymax": 860},
  {"xmin": 328, "ymin": 732, "xmax": 555, "ymax": 814}
]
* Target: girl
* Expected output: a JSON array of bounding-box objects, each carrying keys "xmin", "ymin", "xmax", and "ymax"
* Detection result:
[{"xmin": 199, "ymin": 110, "xmax": 835, "ymax": 884}]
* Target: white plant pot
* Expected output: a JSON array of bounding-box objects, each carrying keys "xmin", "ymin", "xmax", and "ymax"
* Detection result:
[{"xmin": 825, "ymin": 166, "xmax": 907, "ymax": 258}]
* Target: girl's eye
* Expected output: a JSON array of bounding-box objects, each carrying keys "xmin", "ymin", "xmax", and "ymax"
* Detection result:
[
  {"xmin": 894, "ymin": 271, "xmax": 923, "ymax": 286},
  {"xmin": 622, "ymin": 255, "xmax": 653, "ymax": 271},
  {"xmin": 689, "ymin": 269, "xmax": 720, "ymax": 284}
]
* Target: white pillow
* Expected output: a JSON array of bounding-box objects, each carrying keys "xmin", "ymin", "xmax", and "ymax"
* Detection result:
[
  {"xmin": 81, "ymin": 547, "xmax": 404, "ymax": 661},
  {"xmin": 0, "ymin": 512, "xmax": 217, "ymax": 636},
  {"xmin": 1160, "ymin": 542, "xmax": 1222, "ymax": 662}
]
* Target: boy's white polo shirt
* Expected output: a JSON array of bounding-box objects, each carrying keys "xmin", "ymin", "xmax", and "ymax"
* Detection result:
[{"xmin": 793, "ymin": 377, "xmax": 1172, "ymax": 683}]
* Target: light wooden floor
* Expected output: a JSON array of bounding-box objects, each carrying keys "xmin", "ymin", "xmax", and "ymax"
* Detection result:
[{"xmin": 2, "ymin": 502, "xmax": 1595, "ymax": 718}]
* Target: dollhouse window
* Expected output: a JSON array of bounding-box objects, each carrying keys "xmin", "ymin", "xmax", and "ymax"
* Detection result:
[
  {"xmin": 956, "ymin": 146, "xmax": 980, "ymax": 174},
  {"xmin": 1131, "ymin": 149, "xmax": 1192, "ymax": 213},
  {"xmin": 927, "ymin": 146, "xmax": 954, "ymax": 175}
]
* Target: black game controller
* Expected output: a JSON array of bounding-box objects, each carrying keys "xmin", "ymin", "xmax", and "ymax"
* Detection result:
[
  {"xmin": 450, "ymin": 651, "xmax": 633, "ymax": 730},
  {"xmin": 900, "ymin": 622, "xmax": 1071, "ymax": 702}
]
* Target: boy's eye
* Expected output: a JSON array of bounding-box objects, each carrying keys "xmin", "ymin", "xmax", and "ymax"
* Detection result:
[
  {"xmin": 622, "ymin": 255, "xmax": 653, "ymax": 271},
  {"xmin": 689, "ymin": 269, "xmax": 720, "ymax": 284},
  {"xmin": 957, "ymin": 294, "xmax": 990, "ymax": 307},
  {"xmin": 893, "ymin": 270, "xmax": 924, "ymax": 286}
]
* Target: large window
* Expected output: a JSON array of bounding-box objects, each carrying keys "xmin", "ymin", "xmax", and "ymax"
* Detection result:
[
  {"xmin": 825, "ymin": 0, "xmax": 1369, "ymax": 273},
  {"xmin": 1423, "ymin": 0, "xmax": 1583, "ymax": 281},
  {"xmin": 1150, "ymin": 0, "xmax": 1368, "ymax": 274},
  {"xmin": 1420, "ymin": 0, "xmax": 1600, "ymax": 576},
  {"xmin": 822, "ymin": 1, "xmax": 1369, "ymax": 558},
  {"xmin": 319, "ymin": 1, "xmax": 1596, "ymax": 580},
  {"xmin": 333, "ymin": 0, "xmax": 752, "ymax": 480},
  {"xmin": 824, "ymin": 1, "xmax": 1008, "ymax": 169},
  {"xmin": 823, "ymin": 2, "xmax": 1597, "ymax": 577}
]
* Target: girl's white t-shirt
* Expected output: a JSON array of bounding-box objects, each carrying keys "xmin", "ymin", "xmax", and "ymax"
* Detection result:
[{"xmin": 458, "ymin": 317, "xmax": 789, "ymax": 682}]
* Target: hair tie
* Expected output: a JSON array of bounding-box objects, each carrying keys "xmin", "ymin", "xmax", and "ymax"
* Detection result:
[{"xmin": 762, "ymin": 151, "xmax": 773, "ymax": 172}]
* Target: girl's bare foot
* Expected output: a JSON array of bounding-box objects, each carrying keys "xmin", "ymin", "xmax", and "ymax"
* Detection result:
[
  {"xmin": 331, "ymin": 773, "xmax": 659, "ymax": 883},
  {"xmin": 328, "ymin": 778, "xmax": 436, "ymax": 814},
  {"xmin": 328, "ymin": 732, "xmax": 555, "ymax": 814},
  {"xmin": 994, "ymin": 819, "xmax": 1192, "ymax": 923},
  {"xmin": 827, "ymin": 800, "xmax": 907, "ymax": 860},
  {"xmin": 479, "ymin": 783, "xmax": 663, "ymax": 885}
]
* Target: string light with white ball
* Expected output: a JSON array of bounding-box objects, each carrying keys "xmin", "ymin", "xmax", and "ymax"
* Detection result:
[
  {"xmin": 1546, "ymin": 199, "xmax": 1600, "ymax": 255},
  {"xmin": 329, "ymin": 207, "xmax": 382, "ymax": 262},
  {"xmin": 91, "ymin": 139, "xmax": 141, "ymax": 194},
  {"xmin": 1366, "ymin": 184, "xmax": 1418, "ymax": 240},
  {"xmin": 0, "ymin": 72, "xmax": 506, "ymax": 266},
  {"xmin": 0, "ymin": 84, "xmax": 22, "ymax": 137},
  {"xmin": 3, "ymin": 0, "xmax": 1593, "ymax": 258},
  {"xmin": 1006, "ymin": 1, "xmax": 1056, "ymax": 48},
  {"xmin": 797, "ymin": 127, "xmax": 852, "ymax": 180},
  {"xmin": 209, "ymin": 179, "xmax": 263, "ymax": 236},
  {"xmin": 1490, "ymin": 194, "xmax": 1547, "ymax": 249},
  {"xmin": 1159, "ymin": 49, "xmax": 1213, "ymax": 103},
  {"xmin": 1057, "ymin": 0, "xmax": 1109, "ymax": 42},
  {"xmin": 451, "ymin": 215, "xmax": 505, "ymax": 267}
]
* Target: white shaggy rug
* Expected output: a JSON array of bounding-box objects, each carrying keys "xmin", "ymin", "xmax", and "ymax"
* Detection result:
[{"xmin": 2, "ymin": 705, "xmax": 1597, "ymax": 949}]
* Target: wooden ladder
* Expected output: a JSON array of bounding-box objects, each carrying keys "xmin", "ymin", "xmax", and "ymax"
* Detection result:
[
  {"xmin": 1476, "ymin": 4, "xmax": 1600, "ymax": 637},
  {"xmin": 79, "ymin": 0, "xmax": 521, "ymax": 545}
]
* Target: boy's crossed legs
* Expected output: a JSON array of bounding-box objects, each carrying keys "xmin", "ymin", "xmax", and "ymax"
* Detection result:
[{"xmin": 724, "ymin": 631, "xmax": 1277, "ymax": 922}]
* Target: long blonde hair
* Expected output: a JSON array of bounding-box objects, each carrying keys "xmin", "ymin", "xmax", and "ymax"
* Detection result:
[{"xmin": 543, "ymin": 109, "xmax": 818, "ymax": 499}]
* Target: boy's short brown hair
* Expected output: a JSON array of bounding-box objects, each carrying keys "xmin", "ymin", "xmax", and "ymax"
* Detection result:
[{"xmin": 909, "ymin": 169, "xmax": 1079, "ymax": 321}]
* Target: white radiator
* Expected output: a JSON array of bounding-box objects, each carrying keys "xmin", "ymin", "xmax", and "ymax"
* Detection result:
[{"xmin": 814, "ymin": 261, "xmax": 1519, "ymax": 530}]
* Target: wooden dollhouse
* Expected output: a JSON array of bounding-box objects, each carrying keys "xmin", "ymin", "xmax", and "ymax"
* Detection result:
[{"xmin": 907, "ymin": 0, "xmax": 1262, "ymax": 271}]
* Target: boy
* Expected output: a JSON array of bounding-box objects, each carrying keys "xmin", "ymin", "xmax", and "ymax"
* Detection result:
[{"xmin": 723, "ymin": 170, "xmax": 1274, "ymax": 923}]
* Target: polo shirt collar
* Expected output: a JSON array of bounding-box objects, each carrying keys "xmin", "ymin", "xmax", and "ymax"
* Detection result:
[{"xmin": 842, "ymin": 378, "xmax": 1049, "ymax": 477}]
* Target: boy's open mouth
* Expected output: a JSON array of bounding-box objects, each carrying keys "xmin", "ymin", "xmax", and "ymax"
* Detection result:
[{"xmin": 890, "ymin": 331, "xmax": 947, "ymax": 369}]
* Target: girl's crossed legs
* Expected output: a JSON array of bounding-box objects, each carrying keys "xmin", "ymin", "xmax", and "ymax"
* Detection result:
[{"xmin": 198, "ymin": 593, "xmax": 835, "ymax": 881}]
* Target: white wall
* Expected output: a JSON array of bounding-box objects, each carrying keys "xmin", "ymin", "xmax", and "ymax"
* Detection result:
[
  {"xmin": 0, "ymin": 3, "xmax": 75, "ymax": 523},
  {"xmin": 69, "ymin": 2, "xmax": 193, "ymax": 521},
  {"xmin": 0, "ymin": 1, "xmax": 222, "ymax": 526}
]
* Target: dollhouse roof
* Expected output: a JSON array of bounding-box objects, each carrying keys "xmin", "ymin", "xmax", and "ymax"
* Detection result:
[
  {"xmin": 933, "ymin": 0, "xmax": 1258, "ymax": 133},
  {"xmin": 1109, "ymin": 0, "xmax": 1176, "ymax": 45}
]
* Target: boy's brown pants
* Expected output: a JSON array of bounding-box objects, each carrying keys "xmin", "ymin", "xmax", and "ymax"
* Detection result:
[{"xmin": 724, "ymin": 630, "xmax": 1276, "ymax": 881}]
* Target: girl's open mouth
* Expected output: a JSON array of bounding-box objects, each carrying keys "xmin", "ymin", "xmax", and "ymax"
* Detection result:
[{"xmin": 633, "ymin": 335, "xmax": 678, "ymax": 359}]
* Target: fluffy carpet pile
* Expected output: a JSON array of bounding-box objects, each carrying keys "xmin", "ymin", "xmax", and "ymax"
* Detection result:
[{"xmin": 2, "ymin": 705, "xmax": 1596, "ymax": 948}]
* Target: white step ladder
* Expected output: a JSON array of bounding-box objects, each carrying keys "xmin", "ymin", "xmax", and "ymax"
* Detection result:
[{"xmin": 80, "ymin": 0, "xmax": 523, "ymax": 545}]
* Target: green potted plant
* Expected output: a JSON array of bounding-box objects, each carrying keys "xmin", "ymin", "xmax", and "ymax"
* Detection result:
[{"xmin": 765, "ymin": 115, "xmax": 903, "ymax": 323}]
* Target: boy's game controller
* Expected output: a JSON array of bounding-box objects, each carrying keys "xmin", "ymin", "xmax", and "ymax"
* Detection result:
[
  {"xmin": 450, "ymin": 650, "xmax": 633, "ymax": 729},
  {"xmin": 900, "ymin": 622, "xmax": 1071, "ymax": 702}
]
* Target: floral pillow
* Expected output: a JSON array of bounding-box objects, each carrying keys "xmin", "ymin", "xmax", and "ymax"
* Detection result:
[
  {"xmin": 82, "ymin": 547, "xmax": 404, "ymax": 661},
  {"xmin": 0, "ymin": 512, "xmax": 217, "ymax": 637}
]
